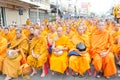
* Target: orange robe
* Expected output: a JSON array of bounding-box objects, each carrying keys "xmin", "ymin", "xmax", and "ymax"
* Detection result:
[
  {"xmin": 9, "ymin": 29, "xmax": 16, "ymax": 44},
  {"xmin": 65, "ymin": 30, "xmax": 75, "ymax": 39},
  {"xmin": 22, "ymin": 28, "xmax": 30, "ymax": 37},
  {"xmin": 90, "ymin": 29, "xmax": 117, "ymax": 77},
  {"xmin": 3, "ymin": 33, "xmax": 10, "ymax": 43},
  {"xmin": 50, "ymin": 35, "xmax": 71, "ymax": 73},
  {"xmin": 3, "ymin": 36, "xmax": 29, "ymax": 78},
  {"xmin": 112, "ymin": 29, "xmax": 120, "ymax": 55},
  {"xmin": 69, "ymin": 32, "xmax": 91, "ymax": 75},
  {"xmin": 40, "ymin": 30, "xmax": 48, "ymax": 37},
  {"xmin": 0, "ymin": 35, "xmax": 7, "ymax": 71},
  {"xmin": 27, "ymin": 37, "xmax": 48, "ymax": 69}
]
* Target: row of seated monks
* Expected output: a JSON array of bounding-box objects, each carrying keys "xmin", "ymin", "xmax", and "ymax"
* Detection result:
[{"xmin": 0, "ymin": 18, "xmax": 120, "ymax": 80}]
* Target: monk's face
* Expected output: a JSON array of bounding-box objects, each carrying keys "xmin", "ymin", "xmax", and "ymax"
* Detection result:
[
  {"xmin": 57, "ymin": 27, "xmax": 63, "ymax": 37},
  {"xmin": 34, "ymin": 30, "xmax": 40, "ymax": 38},
  {"xmin": 66, "ymin": 27, "xmax": 70, "ymax": 33},
  {"xmin": 16, "ymin": 30, "xmax": 22, "ymax": 39},
  {"xmin": 9, "ymin": 26, "xmax": 14, "ymax": 30},
  {"xmin": 30, "ymin": 28, "xmax": 34, "ymax": 34},
  {"xmin": 77, "ymin": 26, "xmax": 85, "ymax": 35},
  {"xmin": 4, "ymin": 29, "xmax": 9, "ymax": 34},
  {"xmin": 97, "ymin": 22, "xmax": 105, "ymax": 31},
  {"xmin": 40, "ymin": 26, "xmax": 44, "ymax": 31},
  {"xmin": 51, "ymin": 26, "xmax": 56, "ymax": 32}
]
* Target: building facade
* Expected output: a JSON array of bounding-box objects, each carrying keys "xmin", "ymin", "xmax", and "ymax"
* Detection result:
[{"xmin": 0, "ymin": 0, "xmax": 50, "ymax": 27}]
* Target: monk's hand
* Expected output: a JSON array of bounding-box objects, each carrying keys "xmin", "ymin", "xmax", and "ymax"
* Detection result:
[
  {"xmin": 15, "ymin": 49, "xmax": 20, "ymax": 52},
  {"xmin": 75, "ymin": 49, "xmax": 81, "ymax": 55},
  {"xmin": 32, "ymin": 54, "xmax": 39, "ymax": 58},
  {"xmin": 35, "ymin": 54, "xmax": 40, "ymax": 58},
  {"xmin": 54, "ymin": 48, "xmax": 61, "ymax": 52},
  {"xmin": 32, "ymin": 50, "xmax": 37, "ymax": 58},
  {"xmin": 117, "ymin": 60, "xmax": 120, "ymax": 65},
  {"xmin": 100, "ymin": 51, "xmax": 108, "ymax": 58}
]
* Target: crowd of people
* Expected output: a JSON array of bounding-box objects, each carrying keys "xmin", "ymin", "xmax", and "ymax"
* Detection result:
[{"xmin": 0, "ymin": 17, "xmax": 120, "ymax": 80}]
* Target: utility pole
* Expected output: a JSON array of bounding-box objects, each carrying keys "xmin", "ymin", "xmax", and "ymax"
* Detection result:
[
  {"xmin": 75, "ymin": 0, "xmax": 77, "ymax": 18},
  {"xmin": 56, "ymin": 0, "xmax": 58, "ymax": 16}
]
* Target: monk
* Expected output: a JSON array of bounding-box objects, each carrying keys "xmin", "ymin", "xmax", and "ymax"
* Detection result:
[
  {"xmin": 28, "ymin": 27, "xmax": 34, "ymax": 41},
  {"xmin": 3, "ymin": 28, "xmax": 10, "ymax": 44},
  {"xmin": 69, "ymin": 25, "xmax": 91, "ymax": 77},
  {"xmin": 90, "ymin": 21, "xmax": 117, "ymax": 78},
  {"xmin": 39, "ymin": 25, "xmax": 48, "ymax": 37},
  {"xmin": 50, "ymin": 27, "xmax": 71, "ymax": 75},
  {"xmin": 113, "ymin": 4, "xmax": 120, "ymax": 23},
  {"xmin": 47, "ymin": 26, "xmax": 57, "ymax": 46},
  {"xmin": 9, "ymin": 26, "xmax": 16, "ymax": 44},
  {"xmin": 27, "ymin": 29, "xmax": 48, "ymax": 77},
  {"xmin": 3, "ymin": 28, "xmax": 29, "ymax": 80},
  {"xmin": 26, "ymin": 18, "xmax": 31, "ymax": 26},
  {"xmin": 64, "ymin": 26, "xmax": 75, "ymax": 39},
  {"xmin": 22, "ymin": 26, "xmax": 30, "ymax": 37},
  {"xmin": 0, "ymin": 35, "xmax": 7, "ymax": 73},
  {"xmin": 111, "ymin": 24, "xmax": 120, "ymax": 67}
]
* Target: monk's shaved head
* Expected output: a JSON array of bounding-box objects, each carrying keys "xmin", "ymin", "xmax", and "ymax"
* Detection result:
[
  {"xmin": 57, "ymin": 27, "xmax": 63, "ymax": 31},
  {"xmin": 57, "ymin": 27, "xmax": 63, "ymax": 37},
  {"xmin": 34, "ymin": 29, "xmax": 40, "ymax": 37},
  {"xmin": 34, "ymin": 29, "xmax": 40, "ymax": 34},
  {"xmin": 97, "ymin": 21, "xmax": 106, "ymax": 30},
  {"xmin": 77, "ymin": 25, "xmax": 86, "ymax": 35}
]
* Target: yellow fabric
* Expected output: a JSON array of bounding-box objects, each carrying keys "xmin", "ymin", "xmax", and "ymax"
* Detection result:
[
  {"xmin": 50, "ymin": 35, "xmax": 72, "ymax": 73},
  {"xmin": 90, "ymin": 29, "xmax": 117, "ymax": 77},
  {"xmin": 63, "ymin": 25, "xmax": 66, "ymax": 31},
  {"xmin": 3, "ymin": 35, "xmax": 28, "ymax": 78},
  {"xmin": 112, "ymin": 29, "xmax": 120, "ymax": 55},
  {"xmin": 0, "ymin": 36, "xmax": 7, "ymax": 71},
  {"xmin": 69, "ymin": 53, "xmax": 90, "ymax": 75},
  {"xmin": 3, "ymin": 55, "xmax": 22, "ymax": 78},
  {"xmin": 71, "ymin": 32, "xmax": 90, "ymax": 51},
  {"xmin": 26, "ymin": 19, "xmax": 31, "ymax": 25},
  {"xmin": 113, "ymin": 4, "xmax": 120, "ymax": 18},
  {"xmin": 40, "ymin": 31, "xmax": 48, "ymax": 37},
  {"xmin": 22, "ymin": 29, "xmax": 30, "ymax": 37},
  {"xmin": 3, "ymin": 33, "xmax": 10, "ymax": 43},
  {"xmin": 9, "ymin": 29, "xmax": 16, "ymax": 44},
  {"xmin": 47, "ymin": 32, "xmax": 57, "ymax": 45},
  {"xmin": 43, "ymin": 19, "xmax": 48, "ymax": 23},
  {"xmin": 10, "ymin": 36, "xmax": 29, "ymax": 55},
  {"xmin": 69, "ymin": 32, "xmax": 91, "ymax": 75},
  {"xmin": 65, "ymin": 30, "xmax": 75, "ymax": 39},
  {"xmin": 27, "ymin": 37, "xmax": 48, "ymax": 69}
]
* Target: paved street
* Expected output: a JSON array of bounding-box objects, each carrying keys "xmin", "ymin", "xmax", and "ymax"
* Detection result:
[{"xmin": 0, "ymin": 68, "xmax": 120, "ymax": 80}]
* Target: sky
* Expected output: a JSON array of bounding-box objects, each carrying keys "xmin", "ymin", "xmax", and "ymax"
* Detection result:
[
  {"xmin": 89, "ymin": 0, "xmax": 114, "ymax": 14},
  {"xmin": 77, "ymin": 0, "xmax": 115, "ymax": 15},
  {"xmin": 51, "ymin": 0, "xmax": 120, "ymax": 15}
]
